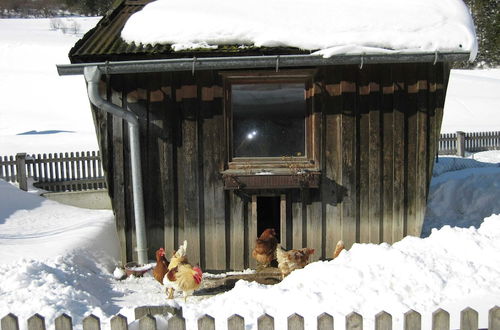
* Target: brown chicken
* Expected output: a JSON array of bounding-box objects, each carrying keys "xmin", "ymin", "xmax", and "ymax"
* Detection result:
[
  {"xmin": 252, "ymin": 228, "xmax": 278, "ymax": 269},
  {"xmin": 332, "ymin": 240, "xmax": 345, "ymax": 259},
  {"xmin": 276, "ymin": 245, "xmax": 315, "ymax": 279},
  {"xmin": 152, "ymin": 248, "xmax": 169, "ymax": 285},
  {"xmin": 163, "ymin": 240, "xmax": 203, "ymax": 302}
]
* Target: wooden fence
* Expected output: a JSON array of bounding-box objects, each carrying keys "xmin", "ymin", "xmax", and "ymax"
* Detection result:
[
  {"xmin": 0, "ymin": 151, "xmax": 106, "ymax": 192},
  {"xmin": 439, "ymin": 131, "xmax": 500, "ymax": 156},
  {"xmin": 1, "ymin": 306, "xmax": 499, "ymax": 330}
]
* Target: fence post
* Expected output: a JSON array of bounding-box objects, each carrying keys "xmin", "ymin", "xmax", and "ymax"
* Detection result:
[
  {"xmin": 16, "ymin": 153, "xmax": 28, "ymax": 191},
  {"xmin": 456, "ymin": 131, "xmax": 466, "ymax": 157},
  {"xmin": 27, "ymin": 314, "xmax": 46, "ymax": 330},
  {"xmin": 1, "ymin": 313, "xmax": 19, "ymax": 330},
  {"xmin": 490, "ymin": 306, "xmax": 500, "ymax": 330}
]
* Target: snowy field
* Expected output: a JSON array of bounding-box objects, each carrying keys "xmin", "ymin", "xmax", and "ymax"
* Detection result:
[{"xmin": 0, "ymin": 17, "xmax": 499, "ymax": 330}]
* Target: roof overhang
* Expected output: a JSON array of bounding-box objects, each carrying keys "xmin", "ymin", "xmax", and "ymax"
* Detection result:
[{"xmin": 57, "ymin": 51, "xmax": 470, "ymax": 76}]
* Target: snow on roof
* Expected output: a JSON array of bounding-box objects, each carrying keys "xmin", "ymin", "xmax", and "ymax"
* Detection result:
[{"xmin": 121, "ymin": 0, "xmax": 478, "ymax": 61}]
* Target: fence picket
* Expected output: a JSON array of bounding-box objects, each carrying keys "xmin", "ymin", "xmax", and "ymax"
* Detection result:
[
  {"xmin": 432, "ymin": 309, "xmax": 449, "ymax": 330},
  {"xmin": 375, "ymin": 311, "xmax": 392, "ymax": 330},
  {"xmin": 287, "ymin": 313, "xmax": 304, "ymax": 330},
  {"xmin": 460, "ymin": 307, "xmax": 478, "ymax": 330},
  {"xmin": 27, "ymin": 314, "xmax": 46, "ymax": 330},
  {"xmin": 258, "ymin": 314, "xmax": 274, "ymax": 330},
  {"xmin": 110, "ymin": 315, "xmax": 128, "ymax": 330},
  {"xmin": 82, "ymin": 315, "xmax": 100, "ymax": 330},
  {"xmin": 9, "ymin": 155, "xmax": 15, "ymax": 182},
  {"xmin": 55, "ymin": 314, "xmax": 72, "ymax": 330},
  {"xmin": 1, "ymin": 313, "xmax": 19, "ymax": 330},
  {"xmin": 317, "ymin": 313, "xmax": 334, "ymax": 330},
  {"xmin": 404, "ymin": 310, "xmax": 421, "ymax": 330},
  {"xmin": 227, "ymin": 314, "xmax": 245, "ymax": 330},
  {"xmin": 197, "ymin": 315, "xmax": 215, "ymax": 330},
  {"xmin": 346, "ymin": 312, "xmax": 362, "ymax": 330},
  {"xmin": 138, "ymin": 315, "xmax": 156, "ymax": 330},
  {"xmin": 167, "ymin": 315, "xmax": 185, "ymax": 330},
  {"xmin": 490, "ymin": 306, "xmax": 500, "ymax": 330}
]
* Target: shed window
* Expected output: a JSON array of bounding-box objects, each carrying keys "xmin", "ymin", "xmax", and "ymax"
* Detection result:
[
  {"xmin": 222, "ymin": 71, "xmax": 317, "ymax": 171},
  {"xmin": 232, "ymin": 83, "xmax": 306, "ymax": 158}
]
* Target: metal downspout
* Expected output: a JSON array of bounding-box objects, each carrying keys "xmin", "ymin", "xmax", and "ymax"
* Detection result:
[{"xmin": 83, "ymin": 66, "xmax": 148, "ymax": 265}]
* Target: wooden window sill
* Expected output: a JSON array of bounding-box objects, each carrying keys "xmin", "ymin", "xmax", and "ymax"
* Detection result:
[{"xmin": 222, "ymin": 169, "xmax": 321, "ymax": 190}]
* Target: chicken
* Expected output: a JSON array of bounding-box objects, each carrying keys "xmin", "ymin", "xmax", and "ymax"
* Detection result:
[
  {"xmin": 332, "ymin": 240, "xmax": 345, "ymax": 259},
  {"xmin": 163, "ymin": 240, "xmax": 203, "ymax": 302},
  {"xmin": 251, "ymin": 228, "xmax": 278, "ymax": 269},
  {"xmin": 152, "ymin": 248, "xmax": 169, "ymax": 285},
  {"xmin": 276, "ymin": 245, "xmax": 315, "ymax": 279}
]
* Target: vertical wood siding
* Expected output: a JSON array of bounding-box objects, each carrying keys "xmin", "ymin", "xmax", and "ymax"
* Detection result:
[{"xmin": 94, "ymin": 62, "xmax": 449, "ymax": 270}]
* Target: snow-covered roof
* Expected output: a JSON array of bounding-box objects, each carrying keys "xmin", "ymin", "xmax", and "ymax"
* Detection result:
[{"xmin": 121, "ymin": 0, "xmax": 478, "ymax": 61}]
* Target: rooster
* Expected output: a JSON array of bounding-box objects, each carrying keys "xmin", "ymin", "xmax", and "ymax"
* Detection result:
[
  {"xmin": 276, "ymin": 245, "xmax": 315, "ymax": 279},
  {"xmin": 252, "ymin": 228, "xmax": 278, "ymax": 269},
  {"xmin": 163, "ymin": 240, "xmax": 203, "ymax": 302},
  {"xmin": 152, "ymin": 248, "xmax": 169, "ymax": 285}
]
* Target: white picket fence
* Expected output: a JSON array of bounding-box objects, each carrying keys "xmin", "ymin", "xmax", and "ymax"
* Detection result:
[{"xmin": 1, "ymin": 306, "xmax": 499, "ymax": 330}]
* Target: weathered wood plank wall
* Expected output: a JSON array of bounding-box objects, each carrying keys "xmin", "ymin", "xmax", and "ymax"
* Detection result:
[{"xmin": 93, "ymin": 62, "xmax": 449, "ymax": 270}]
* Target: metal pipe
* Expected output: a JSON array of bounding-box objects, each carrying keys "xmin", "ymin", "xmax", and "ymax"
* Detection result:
[
  {"xmin": 84, "ymin": 66, "xmax": 148, "ymax": 265},
  {"xmin": 58, "ymin": 51, "xmax": 470, "ymax": 76}
]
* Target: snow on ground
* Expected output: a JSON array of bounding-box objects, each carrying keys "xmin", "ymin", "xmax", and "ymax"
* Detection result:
[
  {"xmin": 121, "ymin": 0, "xmax": 477, "ymax": 60},
  {"xmin": 0, "ymin": 17, "xmax": 100, "ymax": 155}
]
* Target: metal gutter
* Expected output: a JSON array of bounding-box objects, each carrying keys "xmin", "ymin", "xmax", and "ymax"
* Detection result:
[
  {"xmin": 83, "ymin": 66, "xmax": 148, "ymax": 266},
  {"xmin": 57, "ymin": 51, "xmax": 470, "ymax": 76}
]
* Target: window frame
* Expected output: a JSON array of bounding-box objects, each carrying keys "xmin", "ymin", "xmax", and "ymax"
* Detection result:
[{"xmin": 221, "ymin": 69, "xmax": 319, "ymax": 172}]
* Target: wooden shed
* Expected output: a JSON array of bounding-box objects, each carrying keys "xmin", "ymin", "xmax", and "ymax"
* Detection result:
[{"xmin": 61, "ymin": 0, "xmax": 475, "ymax": 271}]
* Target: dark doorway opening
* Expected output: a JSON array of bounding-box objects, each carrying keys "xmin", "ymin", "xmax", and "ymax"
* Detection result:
[{"xmin": 257, "ymin": 196, "xmax": 281, "ymax": 242}]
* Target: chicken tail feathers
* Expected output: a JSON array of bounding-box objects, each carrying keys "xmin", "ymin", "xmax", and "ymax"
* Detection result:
[{"xmin": 333, "ymin": 240, "xmax": 345, "ymax": 259}]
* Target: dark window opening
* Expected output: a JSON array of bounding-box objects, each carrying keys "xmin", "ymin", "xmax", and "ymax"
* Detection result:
[
  {"xmin": 257, "ymin": 196, "xmax": 281, "ymax": 242},
  {"xmin": 232, "ymin": 83, "xmax": 306, "ymax": 158}
]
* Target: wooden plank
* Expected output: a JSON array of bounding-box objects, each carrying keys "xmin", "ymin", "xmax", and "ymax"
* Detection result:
[
  {"xmin": 229, "ymin": 191, "xmax": 245, "ymax": 270},
  {"xmin": 198, "ymin": 315, "xmax": 215, "ymax": 330},
  {"xmin": 460, "ymin": 307, "xmax": 478, "ymax": 330},
  {"xmin": 155, "ymin": 72, "xmax": 177, "ymax": 257},
  {"xmin": 317, "ymin": 313, "xmax": 334, "ymax": 330},
  {"xmin": 110, "ymin": 315, "xmax": 128, "ymax": 330},
  {"xmin": 405, "ymin": 64, "xmax": 418, "ymax": 237},
  {"xmin": 323, "ymin": 67, "xmax": 344, "ymax": 256},
  {"xmin": 291, "ymin": 190, "xmax": 303, "ymax": 249},
  {"xmin": 358, "ymin": 66, "xmax": 371, "ymax": 244},
  {"xmin": 227, "ymin": 315, "xmax": 245, "ymax": 330},
  {"xmin": 55, "ymin": 314, "xmax": 72, "ymax": 330},
  {"xmin": 249, "ymin": 194, "xmax": 258, "ymax": 269},
  {"xmin": 108, "ymin": 74, "xmax": 128, "ymax": 265},
  {"xmin": 167, "ymin": 315, "xmax": 186, "ymax": 330},
  {"xmin": 392, "ymin": 64, "xmax": 405, "ymax": 242},
  {"xmin": 1, "ymin": 314, "xmax": 19, "ymax": 330},
  {"xmin": 490, "ymin": 306, "xmax": 500, "ymax": 330},
  {"xmin": 340, "ymin": 66, "xmax": 358, "ymax": 249},
  {"xmin": 432, "ymin": 309, "xmax": 450, "ymax": 330},
  {"xmin": 375, "ymin": 311, "xmax": 392, "ymax": 330},
  {"xmin": 200, "ymin": 71, "xmax": 226, "ymax": 271},
  {"xmin": 427, "ymin": 64, "xmax": 438, "ymax": 197},
  {"xmin": 138, "ymin": 315, "xmax": 156, "ymax": 330},
  {"xmin": 82, "ymin": 315, "xmax": 100, "ymax": 330},
  {"xmin": 144, "ymin": 72, "xmax": 166, "ymax": 259},
  {"xmin": 27, "ymin": 314, "xmax": 46, "ymax": 330},
  {"xmin": 381, "ymin": 65, "xmax": 394, "ymax": 243},
  {"xmin": 404, "ymin": 310, "xmax": 421, "ymax": 330},
  {"xmin": 368, "ymin": 66, "xmax": 382, "ymax": 244},
  {"xmin": 346, "ymin": 312, "xmax": 363, "ymax": 330},
  {"xmin": 414, "ymin": 63, "xmax": 429, "ymax": 238},
  {"xmin": 257, "ymin": 314, "xmax": 274, "ymax": 330},
  {"xmin": 306, "ymin": 189, "xmax": 322, "ymax": 260},
  {"xmin": 287, "ymin": 313, "xmax": 304, "ymax": 330}
]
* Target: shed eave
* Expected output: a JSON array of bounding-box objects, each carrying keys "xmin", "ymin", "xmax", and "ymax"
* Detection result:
[{"xmin": 57, "ymin": 51, "xmax": 470, "ymax": 76}]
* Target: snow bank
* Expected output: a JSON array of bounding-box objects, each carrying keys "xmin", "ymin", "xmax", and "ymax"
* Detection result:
[
  {"xmin": 175, "ymin": 214, "xmax": 500, "ymax": 329},
  {"xmin": 0, "ymin": 180, "xmax": 120, "ymax": 329},
  {"xmin": 121, "ymin": 0, "xmax": 477, "ymax": 60}
]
